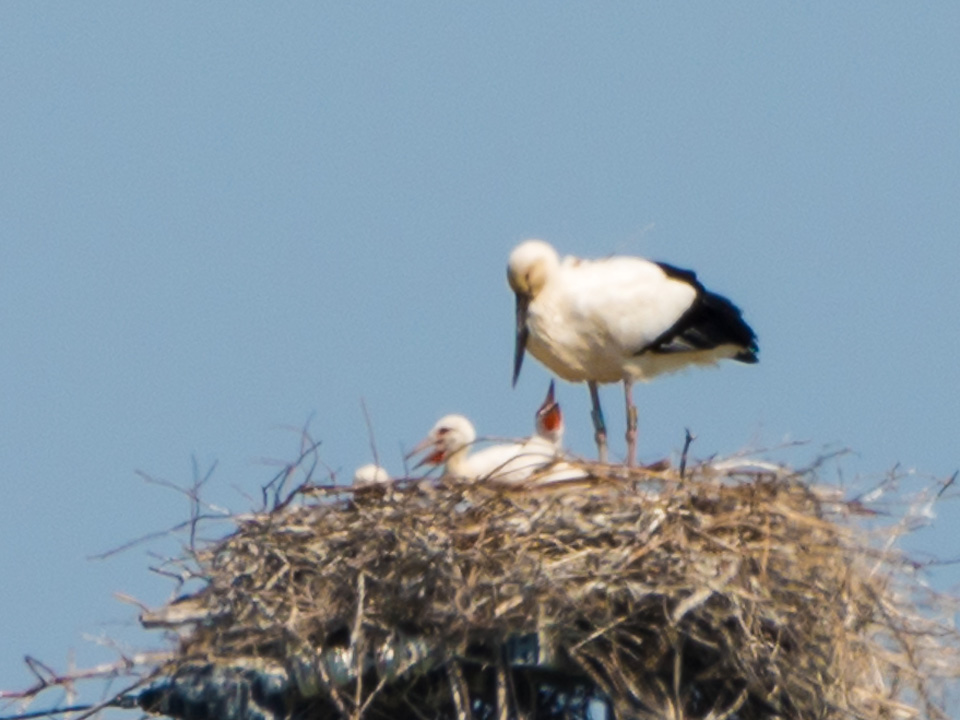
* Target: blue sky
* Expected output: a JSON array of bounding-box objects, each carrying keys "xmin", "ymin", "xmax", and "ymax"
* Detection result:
[{"xmin": 2, "ymin": 2, "xmax": 959, "ymax": 710}]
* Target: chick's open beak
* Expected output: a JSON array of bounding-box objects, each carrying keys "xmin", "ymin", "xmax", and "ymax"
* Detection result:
[
  {"xmin": 540, "ymin": 379, "xmax": 556, "ymax": 408},
  {"xmin": 405, "ymin": 436, "xmax": 445, "ymax": 470},
  {"xmin": 537, "ymin": 380, "xmax": 562, "ymax": 432}
]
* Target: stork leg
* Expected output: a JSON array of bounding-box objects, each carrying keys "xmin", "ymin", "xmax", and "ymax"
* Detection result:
[
  {"xmin": 588, "ymin": 381, "xmax": 608, "ymax": 463},
  {"xmin": 624, "ymin": 378, "xmax": 638, "ymax": 468}
]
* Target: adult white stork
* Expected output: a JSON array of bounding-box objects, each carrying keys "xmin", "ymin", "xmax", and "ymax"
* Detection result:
[
  {"xmin": 407, "ymin": 382, "xmax": 569, "ymax": 484},
  {"xmin": 507, "ymin": 239, "xmax": 758, "ymax": 467}
]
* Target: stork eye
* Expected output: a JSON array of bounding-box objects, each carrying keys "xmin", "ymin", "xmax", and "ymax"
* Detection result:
[{"xmin": 436, "ymin": 428, "xmax": 450, "ymax": 436}]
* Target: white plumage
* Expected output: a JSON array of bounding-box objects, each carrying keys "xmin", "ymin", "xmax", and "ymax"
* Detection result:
[
  {"xmin": 407, "ymin": 382, "xmax": 581, "ymax": 485},
  {"xmin": 507, "ymin": 239, "xmax": 758, "ymax": 466},
  {"xmin": 352, "ymin": 463, "xmax": 391, "ymax": 487}
]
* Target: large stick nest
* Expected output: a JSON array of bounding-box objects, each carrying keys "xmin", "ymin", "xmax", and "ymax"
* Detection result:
[{"xmin": 136, "ymin": 461, "xmax": 959, "ymax": 720}]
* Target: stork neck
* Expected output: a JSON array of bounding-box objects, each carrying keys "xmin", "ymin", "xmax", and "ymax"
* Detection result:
[{"xmin": 444, "ymin": 446, "xmax": 471, "ymax": 478}]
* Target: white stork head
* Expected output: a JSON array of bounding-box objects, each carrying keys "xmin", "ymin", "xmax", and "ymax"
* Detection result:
[
  {"xmin": 507, "ymin": 239, "xmax": 561, "ymax": 386},
  {"xmin": 406, "ymin": 414, "xmax": 477, "ymax": 469}
]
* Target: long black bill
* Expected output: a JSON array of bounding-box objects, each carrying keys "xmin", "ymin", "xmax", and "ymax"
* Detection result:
[{"xmin": 512, "ymin": 293, "xmax": 530, "ymax": 387}]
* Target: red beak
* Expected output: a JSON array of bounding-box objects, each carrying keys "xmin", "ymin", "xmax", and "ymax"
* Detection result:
[
  {"xmin": 406, "ymin": 436, "xmax": 446, "ymax": 469},
  {"xmin": 537, "ymin": 380, "xmax": 562, "ymax": 432}
]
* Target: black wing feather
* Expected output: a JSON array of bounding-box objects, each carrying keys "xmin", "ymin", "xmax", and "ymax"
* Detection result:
[{"xmin": 640, "ymin": 262, "xmax": 758, "ymax": 362}]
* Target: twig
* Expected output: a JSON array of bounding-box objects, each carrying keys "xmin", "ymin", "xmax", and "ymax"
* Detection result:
[
  {"xmin": 936, "ymin": 470, "xmax": 958, "ymax": 499},
  {"xmin": 351, "ymin": 573, "xmax": 366, "ymax": 719},
  {"xmin": 188, "ymin": 457, "xmax": 218, "ymax": 552},
  {"xmin": 496, "ymin": 656, "xmax": 509, "ymax": 720},
  {"xmin": 88, "ymin": 513, "xmax": 231, "ymax": 560},
  {"xmin": 360, "ymin": 398, "xmax": 381, "ymax": 475},
  {"xmin": 134, "ymin": 466, "xmax": 223, "ymax": 514},
  {"xmin": 259, "ymin": 429, "xmax": 325, "ymax": 511},
  {"xmin": 679, "ymin": 428, "xmax": 695, "ymax": 481},
  {"xmin": 1, "ymin": 653, "xmax": 167, "ymax": 704},
  {"xmin": 25, "ymin": 657, "xmax": 58, "ymax": 688},
  {"xmin": 71, "ymin": 670, "xmax": 163, "ymax": 720},
  {"xmin": 0, "ymin": 703, "xmax": 99, "ymax": 720},
  {"xmin": 447, "ymin": 661, "xmax": 470, "ymax": 720}
]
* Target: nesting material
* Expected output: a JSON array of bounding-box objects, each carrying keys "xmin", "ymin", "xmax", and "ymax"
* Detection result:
[{"xmin": 139, "ymin": 461, "xmax": 960, "ymax": 720}]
